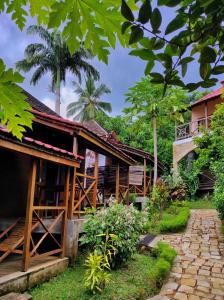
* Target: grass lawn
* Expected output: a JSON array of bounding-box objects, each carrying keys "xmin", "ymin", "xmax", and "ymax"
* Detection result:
[
  {"xmin": 31, "ymin": 253, "xmax": 157, "ymax": 300},
  {"xmin": 185, "ymin": 199, "xmax": 215, "ymax": 209}
]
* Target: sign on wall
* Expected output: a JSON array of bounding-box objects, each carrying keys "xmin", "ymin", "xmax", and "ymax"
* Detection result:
[{"xmin": 129, "ymin": 165, "xmax": 144, "ymax": 186}]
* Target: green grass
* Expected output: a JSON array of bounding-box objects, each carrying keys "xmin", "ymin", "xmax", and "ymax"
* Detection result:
[
  {"xmin": 159, "ymin": 207, "xmax": 190, "ymax": 233},
  {"xmin": 185, "ymin": 199, "xmax": 215, "ymax": 209},
  {"xmin": 31, "ymin": 253, "xmax": 157, "ymax": 300}
]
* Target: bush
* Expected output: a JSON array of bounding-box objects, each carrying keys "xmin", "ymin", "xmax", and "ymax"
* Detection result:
[
  {"xmin": 84, "ymin": 250, "xmax": 111, "ymax": 294},
  {"xmin": 159, "ymin": 207, "xmax": 190, "ymax": 233},
  {"xmin": 150, "ymin": 179, "xmax": 169, "ymax": 217},
  {"xmin": 149, "ymin": 242, "xmax": 176, "ymax": 289},
  {"xmin": 80, "ymin": 203, "xmax": 147, "ymax": 269},
  {"xmin": 164, "ymin": 172, "xmax": 187, "ymax": 201}
]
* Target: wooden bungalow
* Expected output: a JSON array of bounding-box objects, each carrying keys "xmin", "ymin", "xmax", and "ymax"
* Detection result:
[
  {"xmin": 0, "ymin": 91, "xmax": 136, "ymax": 291},
  {"xmin": 82, "ymin": 121, "xmax": 164, "ymax": 197}
]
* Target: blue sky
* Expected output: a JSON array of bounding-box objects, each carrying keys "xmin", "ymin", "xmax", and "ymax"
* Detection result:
[{"xmin": 1, "ymin": 12, "xmax": 222, "ymax": 118}]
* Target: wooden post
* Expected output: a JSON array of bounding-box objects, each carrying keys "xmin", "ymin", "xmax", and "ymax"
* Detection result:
[
  {"xmin": 126, "ymin": 166, "xmax": 130, "ymax": 205},
  {"xmin": 73, "ymin": 136, "xmax": 78, "ymax": 154},
  {"xmin": 92, "ymin": 153, "xmax": 99, "ymax": 208},
  {"xmin": 68, "ymin": 167, "xmax": 76, "ymax": 219},
  {"xmin": 143, "ymin": 158, "xmax": 147, "ymax": 196},
  {"xmin": 115, "ymin": 163, "xmax": 120, "ymax": 203},
  {"xmin": 205, "ymin": 102, "xmax": 208, "ymax": 129},
  {"xmin": 22, "ymin": 159, "xmax": 37, "ymax": 272},
  {"xmin": 61, "ymin": 167, "xmax": 70, "ymax": 257}
]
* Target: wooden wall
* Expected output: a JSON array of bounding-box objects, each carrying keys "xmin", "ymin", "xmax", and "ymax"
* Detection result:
[{"xmin": 0, "ymin": 148, "xmax": 31, "ymax": 217}]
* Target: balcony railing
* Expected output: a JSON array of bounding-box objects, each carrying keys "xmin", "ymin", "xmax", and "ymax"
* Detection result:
[{"xmin": 175, "ymin": 116, "xmax": 211, "ymax": 141}]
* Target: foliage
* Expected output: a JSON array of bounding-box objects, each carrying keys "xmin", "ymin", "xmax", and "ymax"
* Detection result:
[
  {"xmin": 159, "ymin": 206, "xmax": 190, "ymax": 233},
  {"xmin": 84, "ymin": 250, "xmax": 111, "ymax": 294},
  {"xmin": 179, "ymin": 158, "xmax": 200, "ymax": 198},
  {"xmin": 125, "ymin": 76, "xmax": 189, "ymax": 180},
  {"xmin": 185, "ymin": 198, "xmax": 215, "ymax": 209},
  {"xmin": 0, "ymin": 59, "xmax": 33, "ymax": 140},
  {"xmin": 2, "ymin": 1, "xmax": 138, "ymax": 64},
  {"xmin": 145, "ymin": 202, "xmax": 190, "ymax": 234},
  {"xmin": 1, "ymin": 0, "xmax": 135, "ymax": 137},
  {"xmin": 192, "ymin": 103, "xmax": 224, "ymax": 219},
  {"xmin": 67, "ymin": 76, "xmax": 111, "ymax": 122},
  {"xmin": 164, "ymin": 171, "xmax": 187, "ymax": 201},
  {"xmin": 16, "ymin": 26, "xmax": 99, "ymax": 114},
  {"xmin": 121, "ymin": 0, "xmax": 224, "ymax": 92},
  {"xmin": 80, "ymin": 203, "xmax": 146, "ymax": 269},
  {"xmin": 31, "ymin": 252, "xmax": 158, "ymax": 300},
  {"xmin": 149, "ymin": 242, "xmax": 177, "ymax": 289},
  {"xmin": 150, "ymin": 179, "xmax": 169, "ymax": 215},
  {"xmin": 128, "ymin": 193, "xmax": 137, "ymax": 203}
]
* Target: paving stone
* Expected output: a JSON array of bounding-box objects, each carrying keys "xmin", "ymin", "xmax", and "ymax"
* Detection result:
[
  {"xmin": 180, "ymin": 278, "xmax": 196, "ymax": 287},
  {"xmin": 149, "ymin": 210, "xmax": 224, "ymax": 299},
  {"xmin": 173, "ymin": 292, "xmax": 188, "ymax": 300}
]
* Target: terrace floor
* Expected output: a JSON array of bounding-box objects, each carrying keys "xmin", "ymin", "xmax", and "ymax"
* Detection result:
[
  {"xmin": 0, "ymin": 255, "xmax": 68, "ymax": 296},
  {"xmin": 149, "ymin": 209, "xmax": 224, "ymax": 300}
]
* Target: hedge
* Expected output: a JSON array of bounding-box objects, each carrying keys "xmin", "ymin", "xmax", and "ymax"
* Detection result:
[{"xmin": 159, "ymin": 207, "xmax": 190, "ymax": 233}]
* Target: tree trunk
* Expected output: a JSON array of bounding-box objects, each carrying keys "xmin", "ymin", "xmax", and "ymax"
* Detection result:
[
  {"xmin": 153, "ymin": 115, "xmax": 158, "ymax": 187},
  {"xmin": 55, "ymin": 68, "xmax": 61, "ymax": 115}
]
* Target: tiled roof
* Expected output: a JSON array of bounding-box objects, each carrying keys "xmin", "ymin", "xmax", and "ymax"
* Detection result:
[
  {"xmin": 0, "ymin": 126, "xmax": 83, "ymax": 161},
  {"xmin": 32, "ymin": 110, "xmax": 136, "ymax": 164},
  {"xmin": 191, "ymin": 85, "xmax": 224, "ymax": 107},
  {"xmin": 23, "ymin": 89, "xmax": 59, "ymax": 117}
]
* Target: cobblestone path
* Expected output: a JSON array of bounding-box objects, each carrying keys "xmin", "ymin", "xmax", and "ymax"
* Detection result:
[{"xmin": 150, "ymin": 209, "xmax": 224, "ymax": 300}]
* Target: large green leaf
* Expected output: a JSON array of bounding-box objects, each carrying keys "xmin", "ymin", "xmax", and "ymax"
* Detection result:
[
  {"xmin": 129, "ymin": 49, "xmax": 155, "ymax": 60},
  {"xmin": 200, "ymin": 46, "xmax": 217, "ymax": 63},
  {"xmin": 129, "ymin": 26, "xmax": 144, "ymax": 44},
  {"xmin": 0, "ymin": 59, "xmax": 33, "ymax": 140},
  {"xmin": 121, "ymin": 0, "xmax": 134, "ymax": 21},
  {"xmin": 150, "ymin": 8, "xmax": 162, "ymax": 33},
  {"xmin": 138, "ymin": 0, "xmax": 151, "ymax": 24},
  {"xmin": 165, "ymin": 16, "xmax": 185, "ymax": 35}
]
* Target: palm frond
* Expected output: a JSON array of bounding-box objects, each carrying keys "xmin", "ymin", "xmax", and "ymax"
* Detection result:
[
  {"xmin": 97, "ymin": 101, "xmax": 112, "ymax": 113},
  {"xmin": 27, "ymin": 25, "xmax": 53, "ymax": 47}
]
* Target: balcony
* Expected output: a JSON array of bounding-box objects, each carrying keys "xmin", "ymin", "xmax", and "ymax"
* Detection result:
[{"xmin": 175, "ymin": 116, "xmax": 211, "ymax": 141}]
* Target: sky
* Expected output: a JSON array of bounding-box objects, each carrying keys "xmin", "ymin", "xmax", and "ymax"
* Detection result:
[
  {"xmin": 1, "ymin": 11, "xmax": 223, "ymax": 119},
  {"xmin": 1, "ymin": 13, "xmax": 147, "ymax": 118}
]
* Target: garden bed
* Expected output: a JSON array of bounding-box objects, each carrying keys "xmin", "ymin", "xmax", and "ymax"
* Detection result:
[
  {"xmin": 146, "ymin": 203, "xmax": 190, "ymax": 235},
  {"xmin": 30, "ymin": 243, "xmax": 176, "ymax": 300}
]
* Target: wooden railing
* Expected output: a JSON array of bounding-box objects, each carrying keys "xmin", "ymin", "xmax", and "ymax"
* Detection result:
[
  {"xmin": 175, "ymin": 116, "xmax": 211, "ymax": 141},
  {"xmin": 72, "ymin": 172, "xmax": 97, "ymax": 216}
]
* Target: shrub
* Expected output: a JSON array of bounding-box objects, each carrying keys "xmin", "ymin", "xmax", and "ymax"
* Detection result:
[
  {"xmin": 150, "ymin": 179, "xmax": 169, "ymax": 217},
  {"xmin": 84, "ymin": 250, "xmax": 111, "ymax": 294},
  {"xmin": 149, "ymin": 242, "xmax": 176, "ymax": 289},
  {"xmin": 80, "ymin": 203, "xmax": 147, "ymax": 269},
  {"xmin": 159, "ymin": 207, "xmax": 190, "ymax": 233},
  {"xmin": 164, "ymin": 172, "xmax": 187, "ymax": 201},
  {"xmin": 129, "ymin": 193, "xmax": 137, "ymax": 203}
]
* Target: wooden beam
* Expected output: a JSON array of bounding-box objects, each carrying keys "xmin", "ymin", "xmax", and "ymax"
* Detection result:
[
  {"xmin": 68, "ymin": 167, "xmax": 76, "ymax": 219},
  {"xmin": 0, "ymin": 139, "xmax": 80, "ymax": 167},
  {"xmin": 92, "ymin": 153, "xmax": 99, "ymax": 208},
  {"xmin": 79, "ymin": 131, "xmax": 132, "ymax": 165},
  {"xmin": 22, "ymin": 159, "xmax": 37, "ymax": 272},
  {"xmin": 115, "ymin": 163, "xmax": 120, "ymax": 203},
  {"xmin": 73, "ymin": 136, "xmax": 78, "ymax": 154},
  {"xmin": 61, "ymin": 167, "xmax": 70, "ymax": 257},
  {"xmin": 126, "ymin": 167, "xmax": 130, "ymax": 205},
  {"xmin": 205, "ymin": 102, "xmax": 208, "ymax": 129},
  {"xmin": 143, "ymin": 159, "xmax": 147, "ymax": 196},
  {"xmin": 34, "ymin": 118, "xmax": 74, "ymax": 135}
]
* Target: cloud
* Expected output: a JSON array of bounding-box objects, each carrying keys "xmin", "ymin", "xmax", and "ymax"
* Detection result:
[{"xmin": 42, "ymin": 86, "xmax": 78, "ymax": 119}]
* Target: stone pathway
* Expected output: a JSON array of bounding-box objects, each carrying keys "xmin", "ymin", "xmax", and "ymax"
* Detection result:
[{"xmin": 149, "ymin": 209, "xmax": 224, "ymax": 300}]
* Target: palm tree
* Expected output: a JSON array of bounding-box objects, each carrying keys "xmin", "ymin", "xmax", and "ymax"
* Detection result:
[
  {"xmin": 16, "ymin": 25, "xmax": 99, "ymax": 115},
  {"xmin": 67, "ymin": 76, "xmax": 112, "ymax": 122}
]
